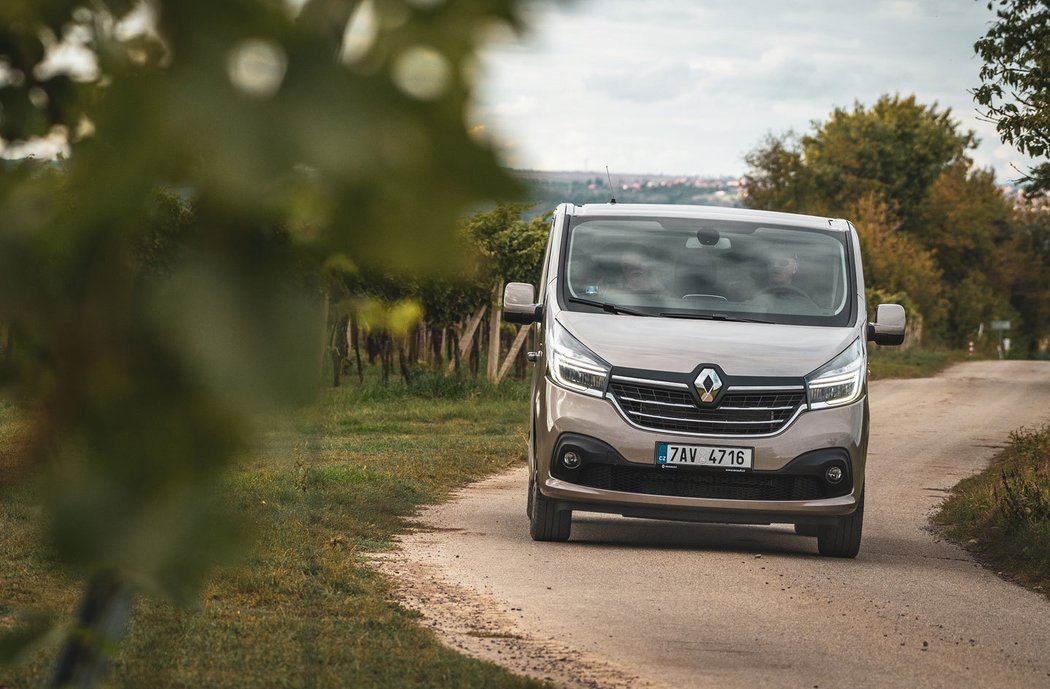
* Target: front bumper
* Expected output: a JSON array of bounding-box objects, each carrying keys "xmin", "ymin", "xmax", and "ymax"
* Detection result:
[{"xmin": 535, "ymin": 380, "xmax": 867, "ymax": 524}]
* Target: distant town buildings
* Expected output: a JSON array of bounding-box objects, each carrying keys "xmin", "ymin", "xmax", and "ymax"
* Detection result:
[{"xmin": 514, "ymin": 169, "xmax": 746, "ymax": 209}]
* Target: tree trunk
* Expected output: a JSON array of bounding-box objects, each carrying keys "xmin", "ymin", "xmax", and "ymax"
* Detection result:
[
  {"xmin": 432, "ymin": 327, "xmax": 444, "ymax": 367},
  {"xmin": 366, "ymin": 332, "xmax": 380, "ymax": 366},
  {"xmin": 330, "ymin": 314, "xmax": 350, "ymax": 387},
  {"xmin": 470, "ymin": 326, "xmax": 480, "ymax": 376},
  {"xmin": 497, "ymin": 324, "xmax": 531, "ymax": 383},
  {"xmin": 446, "ymin": 304, "xmax": 486, "ymax": 374},
  {"xmin": 47, "ymin": 569, "xmax": 135, "ymax": 689},
  {"xmin": 515, "ymin": 342, "xmax": 526, "ymax": 379},
  {"xmin": 410, "ymin": 323, "xmax": 422, "ymax": 365},
  {"xmin": 380, "ymin": 334, "xmax": 392, "ymax": 383},
  {"xmin": 350, "ymin": 312, "xmax": 363, "ymax": 384},
  {"xmin": 487, "ymin": 282, "xmax": 503, "ymax": 382},
  {"xmin": 319, "ymin": 291, "xmax": 330, "ymax": 379},
  {"xmin": 398, "ymin": 340, "xmax": 412, "ymax": 385},
  {"xmin": 450, "ymin": 328, "xmax": 461, "ymax": 373}
]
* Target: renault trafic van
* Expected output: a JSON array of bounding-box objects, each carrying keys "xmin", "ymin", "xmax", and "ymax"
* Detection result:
[{"xmin": 504, "ymin": 203, "xmax": 905, "ymax": 558}]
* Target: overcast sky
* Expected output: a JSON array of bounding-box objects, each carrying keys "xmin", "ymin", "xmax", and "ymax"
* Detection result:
[{"xmin": 472, "ymin": 0, "xmax": 1038, "ymax": 183}]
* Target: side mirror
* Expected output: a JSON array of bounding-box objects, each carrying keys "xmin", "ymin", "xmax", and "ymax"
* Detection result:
[
  {"xmin": 867, "ymin": 303, "xmax": 906, "ymax": 346},
  {"xmin": 503, "ymin": 282, "xmax": 542, "ymax": 324}
]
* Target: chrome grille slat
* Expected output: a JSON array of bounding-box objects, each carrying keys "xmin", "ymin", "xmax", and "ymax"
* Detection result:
[
  {"xmin": 608, "ymin": 378, "xmax": 806, "ymax": 436},
  {"xmin": 630, "ymin": 411, "xmax": 788, "ymax": 425},
  {"xmin": 718, "ymin": 405, "xmax": 796, "ymax": 411},
  {"xmin": 617, "ymin": 395, "xmax": 696, "ymax": 409}
]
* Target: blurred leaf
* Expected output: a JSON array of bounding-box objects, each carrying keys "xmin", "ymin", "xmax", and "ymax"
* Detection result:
[
  {"xmin": 0, "ymin": 613, "xmax": 58, "ymax": 665},
  {"xmin": 0, "ymin": 0, "xmax": 533, "ymax": 683},
  {"xmin": 386, "ymin": 299, "xmax": 422, "ymax": 337}
]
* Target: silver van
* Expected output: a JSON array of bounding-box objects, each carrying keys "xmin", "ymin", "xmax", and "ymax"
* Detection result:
[{"xmin": 504, "ymin": 203, "xmax": 905, "ymax": 557}]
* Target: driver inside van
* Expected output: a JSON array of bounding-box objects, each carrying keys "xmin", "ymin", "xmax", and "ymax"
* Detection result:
[
  {"xmin": 767, "ymin": 249, "xmax": 799, "ymax": 287},
  {"xmin": 760, "ymin": 247, "xmax": 810, "ymax": 299},
  {"xmin": 598, "ymin": 244, "xmax": 662, "ymax": 294},
  {"xmin": 613, "ymin": 244, "xmax": 659, "ymax": 294}
]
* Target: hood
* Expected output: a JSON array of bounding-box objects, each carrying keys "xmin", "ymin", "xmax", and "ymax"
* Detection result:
[{"xmin": 557, "ymin": 311, "xmax": 859, "ymax": 378}]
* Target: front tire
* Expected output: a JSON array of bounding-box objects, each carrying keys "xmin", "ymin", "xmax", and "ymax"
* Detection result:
[
  {"xmin": 529, "ymin": 473, "xmax": 571, "ymax": 542},
  {"xmin": 817, "ymin": 493, "xmax": 864, "ymax": 558}
]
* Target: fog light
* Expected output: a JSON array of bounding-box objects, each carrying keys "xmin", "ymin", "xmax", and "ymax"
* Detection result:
[
  {"xmin": 562, "ymin": 451, "xmax": 581, "ymax": 469},
  {"xmin": 825, "ymin": 466, "xmax": 844, "ymax": 484}
]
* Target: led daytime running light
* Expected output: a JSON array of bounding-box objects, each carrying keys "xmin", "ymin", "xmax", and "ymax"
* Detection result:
[
  {"xmin": 548, "ymin": 320, "xmax": 610, "ymax": 397},
  {"xmin": 806, "ymin": 339, "xmax": 865, "ymax": 409}
]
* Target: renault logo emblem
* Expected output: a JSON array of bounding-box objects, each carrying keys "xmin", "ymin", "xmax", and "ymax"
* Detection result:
[{"xmin": 694, "ymin": 368, "xmax": 722, "ymax": 403}]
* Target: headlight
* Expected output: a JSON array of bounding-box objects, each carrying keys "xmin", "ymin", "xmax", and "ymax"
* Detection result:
[
  {"xmin": 548, "ymin": 320, "xmax": 610, "ymax": 397},
  {"xmin": 806, "ymin": 338, "xmax": 865, "ymax": 409}
]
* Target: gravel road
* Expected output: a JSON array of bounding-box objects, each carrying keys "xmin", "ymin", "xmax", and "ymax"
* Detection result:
[{"xmin": 378, "ymin": 360, "xmax": 1050, "ymax": 689}]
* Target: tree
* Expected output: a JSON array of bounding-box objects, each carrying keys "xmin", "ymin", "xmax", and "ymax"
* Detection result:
[
  {"xmin": 1000, "ymin": 203, "xmax": 1050, "ymax": 355},
  {"xmin": 741, "ymin": 95, "xmax": 1026, "ymax": 343},
  {"xmin": 744, "ymin": 95, "xmax": 976, "ymax": 235},
  {"xmin": 974, "ymin": 0, "xmax": 1050, "ymax": 192},
  {"xmin": 0, "ymin": 0, "xmax": 526, "ymax": 685},
  {"xmin": 742, "ymin": 132, "xmax": 820, "ymax": 214},
  {"xmin": 920, "ymin": 162, "xmax": 1013, "ymax": 283},
  {"xmin": 463, "ymin": 202, "xmax": 550, "ymax": 287},
  {"xmin": 802, "ymin": 94, "xmax": 976, "ymax": 235},
  {"xmin": 848, "ymin": 193, "xmax": 944, "ymax": 336}
]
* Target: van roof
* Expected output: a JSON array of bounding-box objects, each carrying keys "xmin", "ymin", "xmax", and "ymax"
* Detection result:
[{"xmin": 565, "ymin": 203, "xmax": 850, "ymax": 232}]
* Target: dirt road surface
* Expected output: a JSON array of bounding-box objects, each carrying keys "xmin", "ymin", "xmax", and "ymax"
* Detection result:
[{"xmin": 378, "ymin": 361, "xmax": 1050, "ymax": 689}]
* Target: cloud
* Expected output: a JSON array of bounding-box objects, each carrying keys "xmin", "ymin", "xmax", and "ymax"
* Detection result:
[
  {"xmin": 474, "ymin": 0, "xmax": 1038, "ymax": 177},
  {"xmin": 584, "ymin": 62, "xmax": 695, "ymax": 103}
]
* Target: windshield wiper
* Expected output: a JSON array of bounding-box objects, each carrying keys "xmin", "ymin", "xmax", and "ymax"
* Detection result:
[
  {"xmin": 658, "ymin": 311, "xmax": 773, "ymax": 324},
  {"xmin": 567, "ymin": 297, "xmax": 651, "ymax": 317}
]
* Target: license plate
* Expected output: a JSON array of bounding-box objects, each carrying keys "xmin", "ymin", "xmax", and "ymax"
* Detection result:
[{"xmin": 656, "ymin": 442, "xmax": 753, "ymax": 470}]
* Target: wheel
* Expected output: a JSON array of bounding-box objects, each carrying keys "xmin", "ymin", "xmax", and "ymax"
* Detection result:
[
  {"xmin": 817, "ymin": 493, "xmax": 864, "ymax": 558},
  {"xmin": 528, "ymin": 473, "xmax": 571, "ymax": 542},
  {"xmin": 794, "ymin": 523, "xmax": 820, "ymax": 537}
]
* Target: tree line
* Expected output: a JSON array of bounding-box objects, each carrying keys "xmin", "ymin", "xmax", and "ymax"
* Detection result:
[
  {"xmin": 321, "ymin": 95, "xmax": 1050, "ymax": 387},
  {"xmin": 324, "ymin": 98, "xmax": 1050, "ymax": 382},
  {"xmin": 744, "ymin": 94, "xmax": 1050, "ymax": 356},
  {"xmin": 322, "ymin": 202, "xmax": 550, "ymax": 386}
]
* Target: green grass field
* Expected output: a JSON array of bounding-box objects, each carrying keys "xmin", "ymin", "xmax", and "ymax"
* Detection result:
[
  {"xmin": 0, "ymin": 377, "xmax": 548, "ymax": 689},
  {"xmin": 867, "ymin": 346, "xmax": 969, "ymax": 380}
]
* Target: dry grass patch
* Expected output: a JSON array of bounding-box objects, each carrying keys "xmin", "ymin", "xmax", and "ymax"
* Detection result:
[{"xmin": 933, "ymin": 425, "xmax": 1050, "ymax": 596}]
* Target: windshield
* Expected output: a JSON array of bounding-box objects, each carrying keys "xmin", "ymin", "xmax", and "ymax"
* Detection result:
[{"xmin": 561, "ymin": 216, "xmax": 854, "ymax": 327}]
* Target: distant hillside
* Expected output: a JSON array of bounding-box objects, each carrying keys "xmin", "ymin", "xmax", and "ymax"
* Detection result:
[{"xmin": 514, "ymin": 170, "xmax": 745, "ymax": 214}]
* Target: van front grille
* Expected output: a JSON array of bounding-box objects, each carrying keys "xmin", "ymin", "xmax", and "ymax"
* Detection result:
[{"xmin": 608, "ymin": 379, "xmax": 805, "ymax": 436}]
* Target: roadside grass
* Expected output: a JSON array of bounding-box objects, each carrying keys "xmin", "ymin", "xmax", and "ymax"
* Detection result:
[
  {"xmin": 868, "ymin": 346, "xmax": 969, "ymax": 380},
  {"xmin": 932, "ymin": 426, "xmax": 1050, "ymax": 597},
  {"xmin": 0, "ymin": 376, "xmax": 549, "ymax": 689}
]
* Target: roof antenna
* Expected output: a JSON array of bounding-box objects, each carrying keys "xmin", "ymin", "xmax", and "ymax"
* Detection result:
[{"xmin": 606, "ymin": 166, "xmax": 616, "ymax": 204}]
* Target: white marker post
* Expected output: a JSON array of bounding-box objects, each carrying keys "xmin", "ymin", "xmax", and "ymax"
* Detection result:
[{"xmin": 991, "ymin": 320, "xmax": 1010, "ymax": 359}]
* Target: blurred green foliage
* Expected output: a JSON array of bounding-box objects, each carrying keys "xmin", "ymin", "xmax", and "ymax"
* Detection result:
[
  {"xmin": 332, "ymin": 201, "xmax": 549, "ymax": 330},
  {"xmin": 0, "ymin": 0, "xmax": 528, "ymax": 684},
  {"xmin": 462, "ymin": 202, "xmax": 549, "ymax": 287}
]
